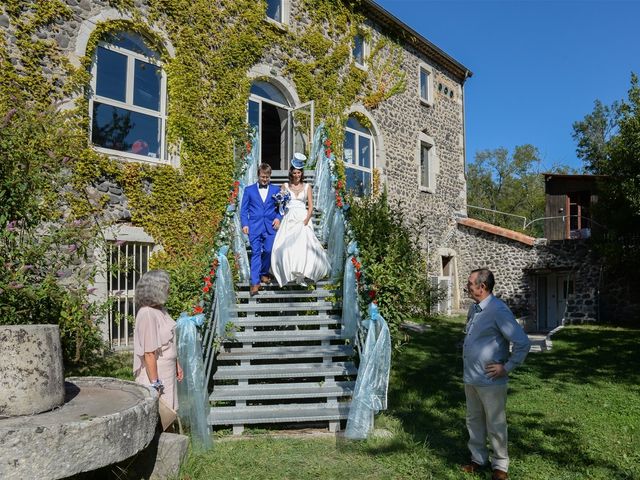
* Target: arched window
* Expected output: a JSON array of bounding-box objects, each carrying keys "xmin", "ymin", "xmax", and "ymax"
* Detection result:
[
  {"xmin": 343, "ymin": 116, "xmax": 374, "ymax": 196},
  {"xmin": 90, "ymin": 31, "xmax": 167, "ymax": 162}
]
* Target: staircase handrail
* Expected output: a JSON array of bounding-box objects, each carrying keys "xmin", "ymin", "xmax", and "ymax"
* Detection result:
[
  {"xmin": 312, "ymin": 124, "xmax": 391, "ymax": 439},
  {"xmin": 195, "ymin": 132, "xmax": 258, "ymax": 387}
]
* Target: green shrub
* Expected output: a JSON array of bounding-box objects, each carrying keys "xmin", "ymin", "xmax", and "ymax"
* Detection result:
[
  {"xmin": 0, "ymin": 100, "xmax": 107, "ymax": 364},
  {"xmin": 347, "ymin": 191, "xmax": 433, "ymax": 347}
]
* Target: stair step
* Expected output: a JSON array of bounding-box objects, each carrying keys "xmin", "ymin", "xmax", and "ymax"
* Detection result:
[
  {"xmin": 236, "ymin": 280, "xmax": 333, "ymax": 289},
  {"xmin": 229, "ymin": 328, "xmax": 345, "ymax": 343},
  {"xmin": 236, "ymin": 289, "xmax": 334, "ymax": 299},
  {"xmin": 213, "ymin": 361, "xmax": 357, "ymax": 380},
  {"xmin": 232, "ymin": 302, "xmax": 340, "ymax": 313},
  {"xmin": 217, "ymin": 344, "xmax": 354, "ymax": 361},
  {"xmin": 210, "ymin": 381, "xmax": 355, "ymax": 401},
  {"xmin": 232, "ymin": 314, "xmax": 342, "ymax": 327},
  {"xmin": 209, "ymin": 403, "xmax": 350, "ymax": 425}
]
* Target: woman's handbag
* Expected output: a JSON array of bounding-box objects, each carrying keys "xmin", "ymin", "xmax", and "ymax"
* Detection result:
[{"xmin": 158, "ymin": 398, "xmax": 177, "ymax": 431}]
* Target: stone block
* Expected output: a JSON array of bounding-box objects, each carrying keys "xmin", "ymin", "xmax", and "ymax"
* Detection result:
[
  {"xmin": 150, "ymin": 433, "xmax": 190, "ymax": 480},
  {"xmin": 0, "ymin": 325, "xmax": 64, "ymax": 416}
]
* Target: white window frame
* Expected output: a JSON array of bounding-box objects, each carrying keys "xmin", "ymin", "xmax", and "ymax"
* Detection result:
[
  {"xmin": 265, "ymin": 0, "xmax": 290, "ymax": 27},
  {"xmin": 344, "ymin": 119, "xmax": 374, "ymax": 196},
  {"xmin": 417, "ymin": 132, "xmax": 438, "ymax": 193},
  {"xmin": 418, "ymin": 62, "xmax": 433, "ymax": 106},
  {"xmin": 89, "ymin": 39, "xmax": 168, "ymax": 164},
  {"xmin": 352, "ymin": 32, "xmax": 368, "ymax": 70}
]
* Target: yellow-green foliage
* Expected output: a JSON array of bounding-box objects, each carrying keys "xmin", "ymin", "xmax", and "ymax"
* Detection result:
[
  {"xmin": 1, "ymin": 0, "xmax": 405, "ymax": 307},
  {"xmin": 0, "ymin": 0, "xmax": 72, "ymax": 104}
]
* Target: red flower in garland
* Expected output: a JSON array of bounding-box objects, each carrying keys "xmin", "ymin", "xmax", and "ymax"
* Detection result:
[
  {"xmin": 234, "ymin": 180, "xmax": 240, "ymax": 187},
  {"xmin": 246, "ymin": 141, "xmax": 252, "ymax": 153},
  {"xmin": 355, "ymin": 271, "xmax": 362, "ymax": 281},
  {"xmin": 325, "ymin": 148, "xmax": 332, "ymax": 157},
  {"xmin": 203, "ymin": 285, "xmax": 210, "ymax": 293},
  {"xmin": 336, "ymin": 179, "xmax": 344, "ymax": 190},
  {"xmin": 193, "ymin": 305, "xmax": 204, "ymax": 314},
  {"xmin": 351, "ymin": 257, "xmax": 357, "ymax": 266},
  {"xmin": 368, "ymin": 290, "xmax": 376, "ymax": 300}
]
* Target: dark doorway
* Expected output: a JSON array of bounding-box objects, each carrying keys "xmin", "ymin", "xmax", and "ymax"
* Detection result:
[{"xmin": 261, "ymin": 103, "xmax": 286, "ymax": 170}]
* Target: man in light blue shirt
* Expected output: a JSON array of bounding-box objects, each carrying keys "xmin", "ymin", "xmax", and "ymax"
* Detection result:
[{"xmin": 461, "ymin": 268, "xmax": 530, "ymax": 480}]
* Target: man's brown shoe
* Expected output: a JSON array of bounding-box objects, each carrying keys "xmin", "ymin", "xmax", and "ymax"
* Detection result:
[
  {"xmin": 260, "ymin": 275, "xmax": 272, "ymax": 284},
  {"xmin": 492, "ymin": 469, "xmax": 509, "ymax": 480},
  {"xmin": 461, "ymin": 461, "xmax": 485, "ymax": 474},
  {"xmin": 249, "ymin": 285, "xmax": 260, "ymax": 296}
]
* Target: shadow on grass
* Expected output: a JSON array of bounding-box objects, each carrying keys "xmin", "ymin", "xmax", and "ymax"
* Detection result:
[
  {"xmin": 386, "ymin": 319, "xmax": 467, "ymax": 465},
  {"xmin": 385, "ymin": 319, "xmax": 640, "ymax": 478},
  {"xmin": 510, "ymin": 412, "xmax": 636, "ymax": 479},
  {"xmin": 521, "ymin": 326, "xmax": 640, "ymax": 386}
]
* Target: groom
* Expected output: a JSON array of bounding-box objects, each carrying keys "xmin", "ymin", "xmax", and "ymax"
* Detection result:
[{"xmin": 240, "ymin": 163, "xmax": 282, "ymax": 296}]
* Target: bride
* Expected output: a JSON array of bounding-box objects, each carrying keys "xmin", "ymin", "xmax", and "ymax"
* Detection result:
[{"xmin": 271, "ymin": 155, "xmax": 330, "ymax": 287}]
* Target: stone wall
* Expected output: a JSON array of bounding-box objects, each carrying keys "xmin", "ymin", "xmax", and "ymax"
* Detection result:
[
  {"xmin": 450, "ymin": 222, "xmax": 602, "ymax": 331},
  {"xmin": 371, "ymin": 37, "xmax": 466, "ymax": 263}
]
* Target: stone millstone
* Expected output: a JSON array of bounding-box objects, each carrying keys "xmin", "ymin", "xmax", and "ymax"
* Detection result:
[
  {"xmin": 0, "ymin": 377, "xmax": 159, "ymax": 480},
  {"xmin": 0, "ymin": 325, "xmax": 65, "ymax": 416}
]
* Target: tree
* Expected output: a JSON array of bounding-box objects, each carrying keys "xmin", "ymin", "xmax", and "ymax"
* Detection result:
[
  {"xmin": 572, "ymin": 73, "xmax": 640, "ymax": 270},
  {"xmin": 572, "ymin": 99, "xmax": 620, "ymax": 174},
  {"xmin": 466, "ymin": 145, "xmax": 547, "ymax": 236}
]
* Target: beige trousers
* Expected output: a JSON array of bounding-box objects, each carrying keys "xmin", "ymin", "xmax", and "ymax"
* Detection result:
[{"xmin": 464, "ymin": 383, "xmax": 509, "ymax": 472}]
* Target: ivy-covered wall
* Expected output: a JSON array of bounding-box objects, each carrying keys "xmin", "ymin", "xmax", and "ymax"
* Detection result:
[{"xmin": 0, "ymin": 0, "xmax": 468, "ymax": 315}]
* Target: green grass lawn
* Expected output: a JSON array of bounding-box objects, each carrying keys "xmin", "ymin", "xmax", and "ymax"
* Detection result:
[
  {"xmin": 81, "ymin": 319, "xmax": 639, "ymax": 479},
  {"xmin": 176, "ymin": 318, "xmax": 640, "ymax": 479}
]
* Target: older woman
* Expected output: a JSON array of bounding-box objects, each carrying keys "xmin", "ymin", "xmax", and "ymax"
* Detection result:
[{"xmin": 133, "ymin": 270, "xmax": 183, "ymax": 412}]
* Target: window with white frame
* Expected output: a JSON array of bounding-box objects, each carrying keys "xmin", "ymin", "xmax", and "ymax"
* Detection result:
[
  {"xmin": 343, "ymin": 116, "xmax": 373, "ymax": 196},
  {"xmin": 419, "ymin": 63, "xmax": 433, "ymax": 105},
  {"xmin": 418, "ymin": 132, "xmax": 436, "ymax": 192},
  {"xmin": 352, "ymin": 33, "xmax": 366, "ymax": 67},
  {"xmin": 107, "ymin": 240, "xmax": 153, "ymax": 347},
  {"xmin": 266, "ymin": 0, "xmax": 289, "ymax": 24},
  {"xmin": 90, "ymin": 31, "xmax": 167, "ymax": 162}
]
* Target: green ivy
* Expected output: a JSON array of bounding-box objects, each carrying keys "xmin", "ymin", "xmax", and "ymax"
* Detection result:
[{"xmin": 1, "ymin": 0, "xmax": 406, "ymax": 316}]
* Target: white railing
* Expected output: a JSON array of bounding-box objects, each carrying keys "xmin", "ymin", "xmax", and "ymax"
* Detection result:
[{"xmin": 312, "ymin": 125, "xmax": 391, "ymax": 440}]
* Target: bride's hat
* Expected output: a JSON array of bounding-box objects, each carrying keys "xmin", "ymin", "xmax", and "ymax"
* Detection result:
[{"xmin": 291, "ymin": 152, "xmax": 307, "ymax": 169}]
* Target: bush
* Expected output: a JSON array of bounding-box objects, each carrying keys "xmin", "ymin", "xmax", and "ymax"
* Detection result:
[
  {"xmin": 348, "ymin": 191, "xmax": 433, "ymax": 347},
  {"xmin": 0, "ymin": 100, "xmax": 107, "ymax": 364}
]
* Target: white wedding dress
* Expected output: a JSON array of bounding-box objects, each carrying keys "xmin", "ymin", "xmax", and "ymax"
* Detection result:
[{"xmin": 271, "ymin": 183, "xmax": 330, "ymax": 287}]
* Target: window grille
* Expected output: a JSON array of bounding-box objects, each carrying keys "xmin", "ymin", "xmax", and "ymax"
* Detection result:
[{"xmin": 107, "ymin": 241, "xmax": 153, "ymax": 348}]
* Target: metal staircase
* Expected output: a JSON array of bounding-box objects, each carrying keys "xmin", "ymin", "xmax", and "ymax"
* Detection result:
[{"xmin": 207, "ymin": 170, "xmax": 356, "ymax": 434}]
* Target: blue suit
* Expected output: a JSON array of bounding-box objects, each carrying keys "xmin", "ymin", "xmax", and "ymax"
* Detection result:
[{"xmin": 240, "ymin": 183, "xmax": 282, "ymax": 285}]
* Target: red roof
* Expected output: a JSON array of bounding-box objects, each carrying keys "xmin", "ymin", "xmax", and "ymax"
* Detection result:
[{"xmin": 457, "ymin": 217, "xmax": 536, "ymax": 246}]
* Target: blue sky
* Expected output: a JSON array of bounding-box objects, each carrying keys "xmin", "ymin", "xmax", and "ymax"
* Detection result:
[{"xmin": 375, "ymin": 0, "xmax": 640, "ymax": 171}]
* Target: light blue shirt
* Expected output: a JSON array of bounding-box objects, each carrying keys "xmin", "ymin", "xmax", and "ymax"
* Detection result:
[{"xmin": 462, "ymin": 294, "xmax": 531, "ymax": 386}]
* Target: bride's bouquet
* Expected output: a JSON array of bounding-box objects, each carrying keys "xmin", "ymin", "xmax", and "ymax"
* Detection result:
[{"xmin": 273, "ymin": 191, "xmax": 291, "ymax": 216}]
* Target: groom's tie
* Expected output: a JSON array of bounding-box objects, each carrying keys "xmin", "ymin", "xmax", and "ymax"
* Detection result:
[{"xmin": 258, "ymin": 184, "xmax": 268, "ymax": 189}]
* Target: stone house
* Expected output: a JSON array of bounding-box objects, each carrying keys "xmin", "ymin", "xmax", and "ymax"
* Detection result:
[
  {"xmin": 5, "ymin": 0, "xmax": 614, "ymax": 343},
  {"xmin": 0, "ymin": 0, "xmax": 477, "ymax": 345}
]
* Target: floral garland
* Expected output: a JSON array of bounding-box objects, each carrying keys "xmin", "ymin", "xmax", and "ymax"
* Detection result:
[
  {"xmin": 320, "ymin": 129, "xmax": 377, "ymax": 307},
  {"xmin": 191, "ymin": 142, "xmax": 253, "ymax": 315}
]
